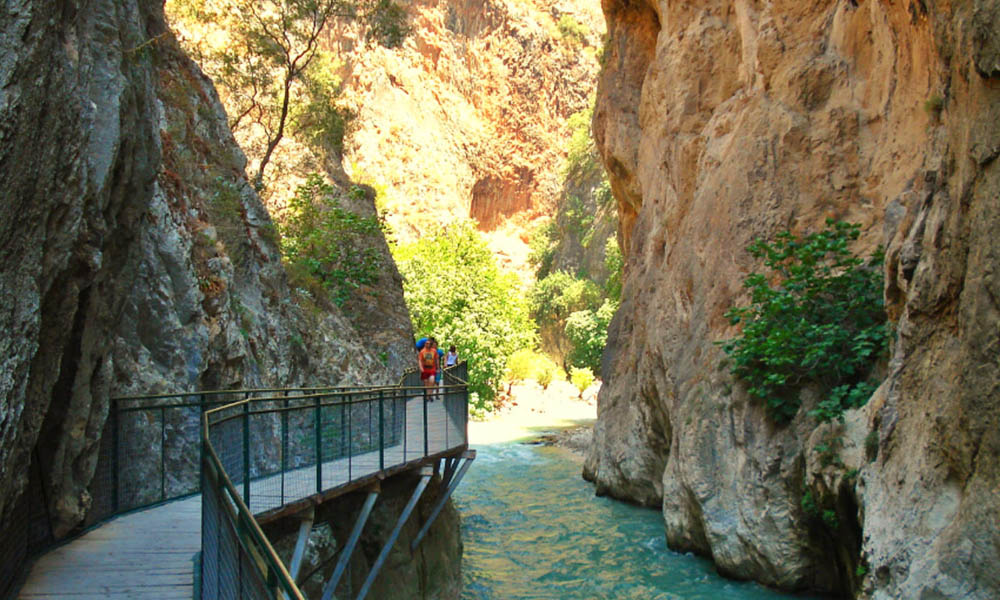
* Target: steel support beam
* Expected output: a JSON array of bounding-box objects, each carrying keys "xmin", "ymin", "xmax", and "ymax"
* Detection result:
[
  {"xmin": 410, "ymin": 450, "xmax": 476, "ymax": 552},
  {"xmin": 288, "ymin": 507, "xmax": 315, "ymax": 584},
  {"xmin": 320, "ymin": 487, "xmax": 381, "ymax": 600},
  {"xmin": 355, "ymin": 468, "xmax": 433, "ymax": 600},
  {"xmin": 440, "ymin": 457, "xmax": 459, "ymax": 488}
]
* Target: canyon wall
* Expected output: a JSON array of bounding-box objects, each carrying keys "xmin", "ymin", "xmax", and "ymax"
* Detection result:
[
  {"xmin": 0, "ymin": 0, "xmax": 412, "ymax": 548},
  {"xmin": 585, "ymin": 0, "xmax": 1000, "ymax": 598},
  {"xmin": 331, "ymin": 0, "xmax": 604, "ymax": 274}
]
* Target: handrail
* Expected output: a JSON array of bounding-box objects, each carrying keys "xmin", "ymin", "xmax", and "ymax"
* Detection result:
[
  {"xmin": 2, "ymin": 363, "xmax": 469, "ymax": 600},
  {"xmin": 201, "ymin": 412, "xmax": 306, "ymax": 600},
  {"xmin": 199, "ymin": 361, "xmax": 470, "ymax": 599}
]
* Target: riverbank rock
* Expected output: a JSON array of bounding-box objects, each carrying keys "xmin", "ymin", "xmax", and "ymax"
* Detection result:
[{"xmin": 585, "ymin": 0, "xmax": 1000, "ymax": 598}]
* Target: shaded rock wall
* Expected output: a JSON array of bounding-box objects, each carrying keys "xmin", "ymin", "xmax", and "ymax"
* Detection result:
[
  {"xmin": 0, "ymin": 0, "xmax": 413, "ymax": 542},
  {"xmin": 585, "ymin": 0, "xmax": 1000, "ymax": 598},
  {"xmin": 266, "ymin": 470, "xmax": 462, "ymax": 600}
]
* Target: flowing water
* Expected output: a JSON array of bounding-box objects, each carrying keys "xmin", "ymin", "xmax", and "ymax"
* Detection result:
[{"xmin": 454, "ymin": 440, "xmax": 822, "ymax": 600}]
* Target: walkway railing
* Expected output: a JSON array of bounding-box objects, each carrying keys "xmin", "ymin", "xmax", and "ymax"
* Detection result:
[
  {"xmin": 201, "ymin": 364, "xmax": 469, "ymax": 599},
  {"xmin": 0, "ymin": 363, "xmax": 469, "ymax": 600}
]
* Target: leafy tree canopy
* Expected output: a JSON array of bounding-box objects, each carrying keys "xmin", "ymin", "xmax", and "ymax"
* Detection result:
[
  {"xmin": 565, "ymin": 298, "xmax": 617, "ymax": 374},
  {"xmin": 167, "ymin": 0, "xmax": 410, "ymax": 186},
  {"xmin": 280, "ymin": 174, "xmax": 386, "ymax": 307},
  {"xmin": 393, "ymin": 221, "xmax": 536, "ymax": 406},
  {"xmin": 530, "ymin": 270, "xmax": 602, "ymax": 326}
]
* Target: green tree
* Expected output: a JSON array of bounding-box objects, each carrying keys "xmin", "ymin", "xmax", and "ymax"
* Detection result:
[
  {"xmin": 569, "ymin": 366, "xmax": 595, "ymax": 398},
  {"xmin": 167, "ymin": 0, "xmax": 410, "ymax": 185},
  {"xmin": 394, "ymin": 222, "xmax": 536, "ymax": 406},
  {"xmin": 534, "ymin": 354, "xmax": 562, "ymax": 389},
  {"xmin": 528, "ymin": 221, "xmax": 557, "ymax": 280},
  {"xmin": 530, "ymin": 271, "xmax": 602, "ymax": 326},
  {"xmin": 564, "ymin": 103, "xmax": 597, "ymax": 179},
  {"xmin": 565, "ymin": 298, "xmax": 617, "ymax": 373},
  {"xmin": 280, "ymin": 174, "xmax": 385, "ymax": 306},
  {"xmin": 604, "ymin": 236, "xmax": 623, "ymax": 302},
  {"xmin": 504, "ymin": 348, "xmax": 538, "ymax": 393},
  {"xmin": 720, "ymin": 220, "xmax": 888, "ymax": 423}
]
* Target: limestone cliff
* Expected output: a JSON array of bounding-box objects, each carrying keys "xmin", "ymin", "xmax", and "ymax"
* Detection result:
[
  {"xmin": 585, "ymin": 0, "xmax": 1000, "ymax": 598},
  {"xmin": 331, "ymin": 0, "xmax": 605, "ymax": 274},
  {"xmin": 0, "ymin": 0, "xmax": 411, "ymax": 550}
]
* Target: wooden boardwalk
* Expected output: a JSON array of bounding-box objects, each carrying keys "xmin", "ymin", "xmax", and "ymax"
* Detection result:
[{"xmin": 19, "ymin": 393, "xmax": 463, "ymax": 599}]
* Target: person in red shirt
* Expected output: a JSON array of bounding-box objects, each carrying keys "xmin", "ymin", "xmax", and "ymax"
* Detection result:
[{"xmin": 418, "ymin": 337, "xmax": 439, "ymax": 394}]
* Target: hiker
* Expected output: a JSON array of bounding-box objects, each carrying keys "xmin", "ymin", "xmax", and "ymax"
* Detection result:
[
  {"xmin": 418, "ymin": 337, "xmax": 438, "ymax": 394},
  {"xmin": 445, "ymin": 345, "xmax": 458, "ymax": 367},
  {"xmin": 435, "ymin": 342, "xmax": 445, "ymax": 390}
]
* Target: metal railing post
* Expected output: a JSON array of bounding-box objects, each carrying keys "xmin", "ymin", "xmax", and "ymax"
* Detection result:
[
  {"xmin": 340, "ymin": 395, "xmax": 347, "ymax": 458},
  {"xmin": 282, "ymin": 391, "xmax": 289, "ymax": 506},
  {"xmin": 199, "ymin": 393, "xmax": 207, "ymax": 497},
  {"xmin": 243, "ymin": 399, "xmax": 251, "ymax": 506},
  {"xmin": 378, "ymin": 390, "xmax": 384, "ymax": 471},
  {"xmin": 315, "ymin": 395, "xmax": 322, "ymax": 494},
  {"xmin": 423, "ymin": 388, "xmax": 429, "ymax": 457},
  {"xmin": 111, "ymin": 398, "xmax": 119, "ymax": 513},
  {"xmin": 346, "ymin": 393, "xmax": 352, "ymax": 481},
  {"xmin": 160, "ymin": 406, "xmax": 166, "ymax": 501}
]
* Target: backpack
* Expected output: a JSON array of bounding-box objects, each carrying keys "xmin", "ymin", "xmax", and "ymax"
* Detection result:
[{"xmin": 421, "ymin": 348, "xmax": 435, "ymax": 369}]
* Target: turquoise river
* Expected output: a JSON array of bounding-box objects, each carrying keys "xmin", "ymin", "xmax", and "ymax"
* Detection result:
[{"xmin": 453, "ymin": 439, "xmax": 823, "ymax": 600}]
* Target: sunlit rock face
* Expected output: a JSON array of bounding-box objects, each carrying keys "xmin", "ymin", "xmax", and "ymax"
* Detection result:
[
  {"xmin": 0, "ymin": 0, "xmax": 411, "ymax": 539},
  {"xmin": 585, "ymin": 0, "xmax": 1000, "ymax": 597},
  {"xmin": 332, "ymin": 0, "xmax": 605, "ymax": 244}
]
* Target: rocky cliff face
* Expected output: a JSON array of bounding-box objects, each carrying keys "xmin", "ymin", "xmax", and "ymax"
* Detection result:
[
  {"xmin": 331, "ymin": 0, "xmax": 604, "ymax": 272},
  {"xmin": 585, "ymin": 0, "xmax": 1000, "ymax": 598},
  {"xmin": 0, "ymin": 0, "xmax": 412, "ymax": 543}
]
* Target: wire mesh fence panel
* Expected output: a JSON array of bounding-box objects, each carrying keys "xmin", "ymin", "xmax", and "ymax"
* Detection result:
[
  {"xmin": 215, "ymin": 502, "xmax": 241, "ymax": 600},
  {"xmin": 85, "ymin": 409, "xmax": 117, "ymax": 524},
  {"xmin": 201, "ymin": 465, "xmax": 222, "ymax": 600},
  {"xmin": 239, "ymin": 545, "xmax": 274, "ymax": 600},
  {"xmin": 7, "ymin": 369, "xmax": 469, "ymax": 600}
]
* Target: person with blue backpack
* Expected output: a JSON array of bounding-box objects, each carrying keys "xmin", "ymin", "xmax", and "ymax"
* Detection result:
[{"xmin": 417, "ymin": 336, "xmax": 438, "ymax": 395}]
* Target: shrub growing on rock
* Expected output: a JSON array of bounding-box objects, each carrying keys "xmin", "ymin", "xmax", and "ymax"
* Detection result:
[
  {"xmin": 720, "ymin": 220, "xmax": 889, "ymax": 423},
  {"xmin": 279, "ymin": 174, "xmax": 385, "ymax": 307}
]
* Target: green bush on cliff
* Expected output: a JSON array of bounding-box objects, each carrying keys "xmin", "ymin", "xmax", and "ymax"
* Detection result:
[
  {"xmin": 565, "ymin": 298, "xmax": 617, "ymax": 373},
  {"xmin": 393, "ymin": 221, "xmax": 536, "ymax": 407},
  {"xmin": 720, "ymin": 220, "xmax": 888, "ymax": 423},
  {"xmin": 279, "ymin": 174, "xmax": 385, "ymax": 307},
  {"xmin": 556, "ymin": 15, "xmax": 589, "ymax": 47},
  {"xmin": 530, "ymin": 270, "xmax": 603, "ymax": 326}
]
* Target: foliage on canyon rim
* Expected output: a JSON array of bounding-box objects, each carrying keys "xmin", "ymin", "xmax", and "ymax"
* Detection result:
[
  {"xmin": 526, "ymin": 96, "xmax": 621, "ymax": 374},
  {"xmin": 720, "ymin": 220, "xmax": 888, "ymax": 423},
  {"xmin": 393, "ymin": 221, "xmax": 536, "ymax": 407},
  {"xmin": 166, "ymin": 0, "xmax": 410, "ymax": 186},
  {"xmin": 279, "ymin": 174, "xmax": 386, "ymax": 307}
]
